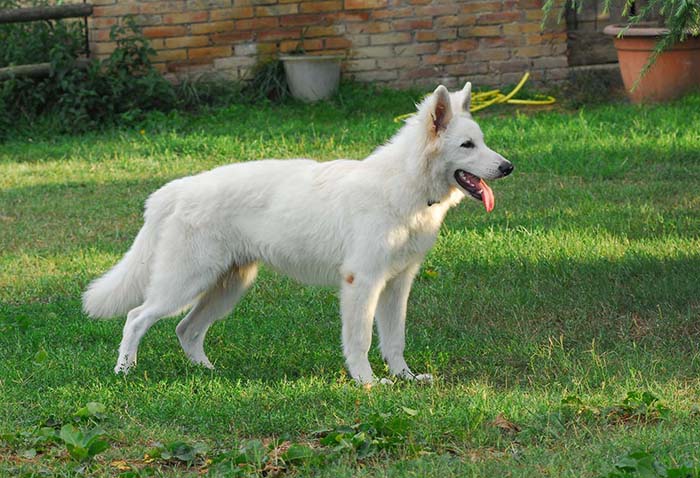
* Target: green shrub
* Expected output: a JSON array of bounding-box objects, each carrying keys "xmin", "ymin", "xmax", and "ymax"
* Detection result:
[{"xmin": 0, "ymin": 2, "xmax": 178, "ymax": 137}]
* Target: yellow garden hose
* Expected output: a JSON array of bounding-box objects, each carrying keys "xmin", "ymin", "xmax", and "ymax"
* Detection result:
[{"xmin": 393, "ymin": 72, "xmax": 556, "ymax": 123}]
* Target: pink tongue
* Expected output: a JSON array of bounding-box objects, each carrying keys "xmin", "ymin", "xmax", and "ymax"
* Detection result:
[{"xmin": 480, "ymin": 179, "xmax": 494, "ymax": 212}]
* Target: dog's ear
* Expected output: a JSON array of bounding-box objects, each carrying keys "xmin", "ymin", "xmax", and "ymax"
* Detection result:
[
  {"xmin": 461, "ymin": 82, "xmax": 472, "ymax": 113},
  {"xmin": 430, "ymin": 85, "xmax": 452, "ymax": 135}
]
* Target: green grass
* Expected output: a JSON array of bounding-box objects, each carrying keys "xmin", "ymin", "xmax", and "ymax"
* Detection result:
[{"xmin": 1, "ymin": 87, "xmax": 700, "ymax": 477}]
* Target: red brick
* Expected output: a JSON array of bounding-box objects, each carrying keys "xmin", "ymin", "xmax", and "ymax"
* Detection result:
[
  {"xmin": 91, "ymin": 42, "xmax": 117, "ymax": 55},
  {"xmin": 153, "ymin": 49, "xmax": 188, "ymax": 61},
  {"xmin": 435, "ymin": 15, "xmax": 476, "ymax": 28},
  {"xmin": 371, "ymin": 7, "xmax": 413, "ymax": 18},
  {"xmin": 256, "ymin": 42, "xmax": 279, "ymax": 55},
  {"xmin": 93, "ymin": 4, "xmax": 139, "ymax": 16},
  {"xmin": 330, "ymin": 11, "xmax": 370, "ymax": 21},
  {"xmin": 423, "ymin": 54, "xmax": 465, "ymax": 65},
  {"xmin": 300, "ymin": 1, "xmax": 342, "ymax": 12},
  {"xmin": 416, "ymin": 31, "xmax": 436, "ymax": 41},
  {"xmin": 445, "ymin": 62, "xmax": 489, "ymax": 76},
  {"xmin": 466, "ymin": 48, "xmax": 510, "ymax": 61},
  {"xmin": 490, "ymin": 59, "xmax": 532, "ymax": 73},
  {"xmin": 163, "ymin": 11, "xmax": 209, "ymax": 24},
  {"xmin": 477, "ymin": 11, "xmax": 521, "ymax": 24},
  {"xmin": 258, "ymin": 28, "xmax": 302, "ymax": 41},
  {"xmin": 380, "ymin": 57, "xmax": 420, "ymax": 69},
  {"xmin": 235, "ymin": 17, "xmax": 278, "ymax": 29},
  {"xmin": 148, "ymin": 39, "xmax": 166, "ymax": 50},
  {"xmin": 255, "ymin": 4, "xmax": 299, "ymax": 16},
  {"xmin": 211, "ymin": 31, "xmax": 254, "ymax": 43},
  {"xmin": 279, "ymin": 39, "xmax": 324, "ymax": 52},
  {"xmin": 89, "ymin": 17, "xmax": 118, "ymax": 29},
  {"xmin": 519, "ymin": 0, "xmax": 544, "ymax": 8},
  {"xmin": 394, "ymin": 42, "xmax": 438, "ymax": 55},
  {"xmin": 304, "ymin": 25, "xmax": 342, "ymax": 37},
  {"xmin": 191, "ymin": 21, "xmax": 234, "ymax": 34},
  {"xmin": 392, "ymin": 18, "xmax": 432, "ymax": 31},
  {"xmin": 525, "ymin": 8, "xmax": 545, "ymax": 20},
  {"xmin": 138, "ymin": 1, "xmax": 186, "ymax": 14},
  {"xmin": 370, "ymin": 32, "xmax": 411, "ymax": 45},
  {"xmin": 210, "ymin": 7, "xmax": 255, "ymax": 21},
  {"xmin": 353, "ymin": 70, "xmax": 397, "ymax": 81},
  {"xmin": 165, "ymin": 36, "xmax": 210, "ymax": 48},
  {"xmin": 345, "ymin": 58, "xmax": 376, "ymax": 71},
  {"xmin": 514, "ymin": 45, "xmax": 549, "ymax": 57},
  {"xmin": 188, "ymin": 45, "xmax": 232, "ymax": 60},
  {"xmin": 279, "ymin": 14, "xmax": 327, "ymax": 26},
  {"xmin": 405, "ymin": 67, "xmax": 438, "ymax": 79},
  {"xmin": 520, "ymin": 22, "xmax": 546, "ymax": 33},
  {"xmin": 479, "ymin": 36, "xmax": 519, "ymax": 47},
  {"xmin": 92, "ymin": 29, "xmax": 113, "ymax": 42},
  {"xmin": 345, "ymin": 33, "xmax": 369, "ymax": 46},
  {"xmin": 345, "ymin": 21, "xmax": 390, "ymax": 33},
  {"xmin": 464, "ymin": 25, "xmax": 502, "ymax": 37},
  {"xmin": 460, "ymin": 1, "xmax": 502, "ymax": 14},
  {"xmin": 352, "ymin": 45, "xmax": 393, "ymax": 57},
  {"xmin": 167, "ymin": 58, "xmax": 215, "ymax": 72},
  {"xmin": 143, "ymin": 26, "xmax": 188, "ymax": 38},
  {"xmin": 415, "ymin": 5, "xmax": 458, "ymax": 16},
  {"xmin": 439, "ymin": 39, "xmax": 478, "ymax": 52},
  {"xmin": 324, "ymin": 36, "xmax": 352, "ymax": 49},
  {"xmin": 344, "ymin": 0, "xmax": 387, "ymax": 9}
]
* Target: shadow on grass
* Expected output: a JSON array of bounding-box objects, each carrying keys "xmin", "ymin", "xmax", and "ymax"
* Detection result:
[{"xmin": 2, "ymin": 250, "xmax": 698, "ymax": 388}]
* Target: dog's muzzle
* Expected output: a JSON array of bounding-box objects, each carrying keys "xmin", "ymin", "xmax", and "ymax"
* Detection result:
[{"xmin": 498, "ymin": 160, "xmax": 514, "ymax": 178}]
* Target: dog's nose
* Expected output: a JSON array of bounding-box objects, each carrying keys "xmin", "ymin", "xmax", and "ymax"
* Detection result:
[{"xmin": 498, "ymin": 161, "xmax": 514, "ymax": 177}]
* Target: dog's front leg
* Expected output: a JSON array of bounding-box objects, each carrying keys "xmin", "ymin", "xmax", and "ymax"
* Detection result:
[
  {"xmin": 375, "ymin": 264, "xmax": 431, "ymax": 382},
  {"xmin": 340, "ymin": 274, "xmax": 385, "ymax": 384}
]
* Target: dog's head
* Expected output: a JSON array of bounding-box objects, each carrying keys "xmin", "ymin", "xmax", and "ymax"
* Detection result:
[{"xmin": 418, "ymin": 83, "xmax": 513, "ymax": 212}]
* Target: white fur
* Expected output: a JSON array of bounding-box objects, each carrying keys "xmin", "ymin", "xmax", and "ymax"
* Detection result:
[{"xmin": 82, "ymin": 83, "xmax": 513, "ymax": 384}]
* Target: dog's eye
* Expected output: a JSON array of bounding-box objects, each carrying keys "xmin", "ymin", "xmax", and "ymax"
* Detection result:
[{"xmin": 460, "ymin": 140, "xmax": 475, "ymax": 149}]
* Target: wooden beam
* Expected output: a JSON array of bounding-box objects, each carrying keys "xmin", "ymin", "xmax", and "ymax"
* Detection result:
[
  {"xmin": 0, "ymin": 4, "xmax": 93, "ymax": 24},
  {"xmin": 0, "ymin": 59, "xmax": 90, "ymax": 80}
]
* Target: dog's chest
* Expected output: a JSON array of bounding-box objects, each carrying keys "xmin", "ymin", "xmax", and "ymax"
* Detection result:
[{"xmin": 386, "ymin": 209, "xmax": 443, "ymax": 263}]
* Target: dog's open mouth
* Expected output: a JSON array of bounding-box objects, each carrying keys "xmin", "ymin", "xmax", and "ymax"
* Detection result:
[{"xmin": 455, "ymin": 170, "xmax": 495, "ymax": 212}]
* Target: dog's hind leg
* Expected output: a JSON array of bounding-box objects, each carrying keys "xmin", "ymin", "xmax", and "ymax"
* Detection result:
[
  {"xmin": 176, "ymin": 263, "xmax": 258, "ymax": 369},
  {"xmin": 115, "ymin": 234, "xmax": 225, "ymax": 374},
  {"xmin": 375, "ymin": 264, "xmax": 431, "ymax": 382}
]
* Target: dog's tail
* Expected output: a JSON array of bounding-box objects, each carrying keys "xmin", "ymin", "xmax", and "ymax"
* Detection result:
[{"xmin": 82, "ymin": 187, "xmax": 173, "ymax": 319}]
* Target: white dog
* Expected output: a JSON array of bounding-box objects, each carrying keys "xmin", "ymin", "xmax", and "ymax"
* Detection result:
[{"xmin": 83, "ymin": 82, "xmax": 513, "ymax": 384}]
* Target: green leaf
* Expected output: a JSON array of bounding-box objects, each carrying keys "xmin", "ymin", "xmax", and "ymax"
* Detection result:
[
  {"xmin": 74, "ymin": 402, "xmax": 106, "ymax": 419},
  {"xmin": 282, "ymin": 443, "xmax": 316, "ymax": 464},
  {"xmin": 33, "ymin": 349, "xmax": 48, "ymax": 364},
  {"xmin": 59, "ymin": 424, "xmax": 83, "ymax": 448},
  {"xmin": 68, "ymin": 445, "xmax": 89, "ymax": 461},
  {"xmin": 87, "ymin": 438, "xmax": 110, "ymax": 457},
  {"xmin": 170, "ymin": 441, "xmax": 196, "ymax": 462},
  {"xmin": 401, "ymin": 406, "xmax": 419, "ymax": 416}
]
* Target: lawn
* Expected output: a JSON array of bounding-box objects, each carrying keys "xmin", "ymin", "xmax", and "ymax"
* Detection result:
[{"xmin": 1, "ymin": 87, "xmax": 699, "ymax": 477}]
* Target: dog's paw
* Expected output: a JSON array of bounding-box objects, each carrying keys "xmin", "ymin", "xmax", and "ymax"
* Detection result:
[
  {"xmin": 114, "ymin": 355, "xmax": 136, "ymax": 375},
  {"xmin": 114, "ymin": 363, "xmax": 131, "ymax": 375},
  {"xmin": 188, "ymin": 356, "xmax": 215, "ymax": 370},
  {"xmin": 393, "ymin": 369, "xmax": 434, "ymax": 384},
  {"xmin": 413, "ymin": 373, "xmax": 433, "ymax": 383}
]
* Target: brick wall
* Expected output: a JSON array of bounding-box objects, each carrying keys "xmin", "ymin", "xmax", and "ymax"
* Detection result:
[{"xmin": 88, "ymin": 0, "xmax": 568, "ymax": 89}]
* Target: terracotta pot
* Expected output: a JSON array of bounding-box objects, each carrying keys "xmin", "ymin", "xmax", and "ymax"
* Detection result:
[{"xmin": 603, "ymin": 24, "xmax": 700, "ymax": 103}]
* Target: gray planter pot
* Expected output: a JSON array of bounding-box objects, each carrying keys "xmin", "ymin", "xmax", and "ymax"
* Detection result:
[{"xmin": 280, "ymin": 55, "xmax": 342, "ymax": 102}]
